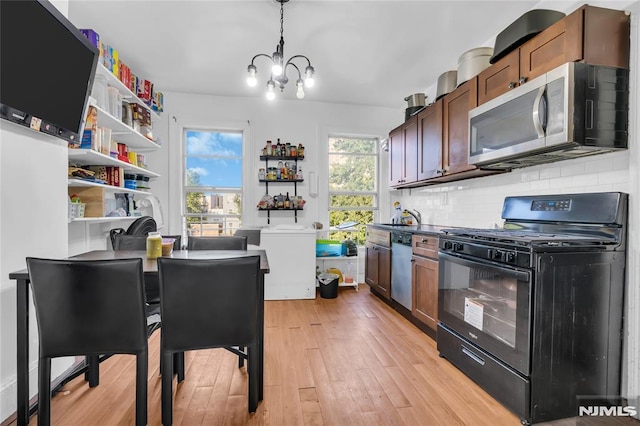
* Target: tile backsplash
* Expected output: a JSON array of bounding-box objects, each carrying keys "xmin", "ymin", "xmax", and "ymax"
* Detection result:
[{"xmin": 393, "ymin": 151, "xmax": 631, "ymax": 229}]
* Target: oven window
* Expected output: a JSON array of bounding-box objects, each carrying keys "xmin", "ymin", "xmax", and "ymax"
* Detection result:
[{"xmin": 441, "ymin": 260, "xmax": 519, "ymax": 348}]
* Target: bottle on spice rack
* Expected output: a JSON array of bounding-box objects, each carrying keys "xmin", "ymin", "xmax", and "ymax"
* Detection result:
[
  {"xmin": 275, "ymin": 139, "xmax": 281, "ymax": 156},
  {"xmin": 284, "ymin": 192, "xmax": 291, "ymax": 209},
  {"xmin": 297, "ymin": 143, "xmax": 304, "ymax": 157},
  {"xmin": 296, "ymin": 166, "xmax": 303, "ymax": 180}
]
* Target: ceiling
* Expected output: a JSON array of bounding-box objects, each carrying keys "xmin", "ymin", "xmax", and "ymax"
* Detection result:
[{"xmin": 67, "ymin": 0, "xmax": 556, "ymax": 109}]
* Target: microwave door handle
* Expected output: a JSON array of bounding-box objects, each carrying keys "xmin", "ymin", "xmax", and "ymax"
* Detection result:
[{"xmin": 532, "ymin": 86, "xmax": 546, "ymax": 138}]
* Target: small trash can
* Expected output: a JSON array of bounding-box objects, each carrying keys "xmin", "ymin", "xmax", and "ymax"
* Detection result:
[{"xmin": 317, "ymin": 272, "xmax": 339, "ymax": 299}]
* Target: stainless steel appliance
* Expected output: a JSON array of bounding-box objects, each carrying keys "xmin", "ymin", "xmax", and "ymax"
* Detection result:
[
  {"xmin": 391, "ymin": 231, "xmax": 413, "ymax": 310},
  {"xmin": 468, "ymin": 62, "xmax": 629, "ymax": 169},
  {"xmin": 437, "ymin": 192, "xmax": 627, "ymax": 425}
]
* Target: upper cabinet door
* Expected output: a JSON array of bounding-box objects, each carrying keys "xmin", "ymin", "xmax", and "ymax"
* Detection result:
[
  {"xmin": 388, "ymin": 115, "xmax": 418, "ymax": 187},
  {"xmin": 443, "ymin": 78, "xmax": 478, "ymax": 176},
  {"xmin": 403, "ymin": 115, "xmax": 419, "ymax": 184},
  {"xmin": 478, "ymin": 50, "xmax": 520, "ymax": 106},
  {"xmin": 417, "ymin": 100, "xmax": 443, "ymax": 181},
  {"xmin": 388, "ymin": 125, "xmax": 404, "ymax": 187}
]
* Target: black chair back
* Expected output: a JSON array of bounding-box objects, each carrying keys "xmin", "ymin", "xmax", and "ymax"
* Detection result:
[
  {"xmin": 111, "ymin": 234, "xmax": 181, "ymax": 306},
  {"xmin": 26, "ymin": 257, "xmax": 148, "ymax": 425},
  {"xmin": 113, "ymin": 234, "xmax": 182, "ymax": 251},
  {"xmin": 186, "ymin": 235, "xmax": 247, "ymax": 250},
  {"xmin": 158, "ymin": 256, "xmax": 259, "ymax": 349},
  {"xmin": 157, "ymin": 256, "xmax": 261, "ymax": 420}
]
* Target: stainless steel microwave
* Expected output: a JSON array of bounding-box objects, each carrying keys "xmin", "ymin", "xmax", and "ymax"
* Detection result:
[{"xmin": 468, "ymin": 62, "xmax": 629, "ymax": 170}]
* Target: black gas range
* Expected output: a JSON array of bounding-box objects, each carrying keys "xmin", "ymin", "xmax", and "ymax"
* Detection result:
[{"xmin": 436, "ymin": 192, "xmax": 628, "ymax": 425}]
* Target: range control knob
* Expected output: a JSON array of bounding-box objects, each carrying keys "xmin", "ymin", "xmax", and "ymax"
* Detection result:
[
  {"xmin": 453, "ymin": 243, "xmax": 464, "ymax": 252},
  {"xmin": 492, "ymin": 250, "xmax": 503, "ymax": 260},
  {"xmin": 505, "ymin": 251, "xmax": 516, "ymax": 263},
  {"xmin": 443, "ymin": 241, "xmax": 453, "ymax": 250}
]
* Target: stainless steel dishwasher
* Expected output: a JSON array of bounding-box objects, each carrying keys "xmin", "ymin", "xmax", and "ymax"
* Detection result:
[{"xmin": 391, "ymin": 231, "xmax": 413, "ymax": 310}]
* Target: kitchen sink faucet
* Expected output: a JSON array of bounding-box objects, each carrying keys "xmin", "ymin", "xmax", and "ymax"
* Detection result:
[{"xmin": 404, "ymin": 209, "xmax": 421, "ymax": 225}]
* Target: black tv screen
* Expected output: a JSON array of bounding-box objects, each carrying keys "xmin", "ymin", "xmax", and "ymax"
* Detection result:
[{"xmin": 0, "ymin": 0, "xmax": 99, "ymax": 143}]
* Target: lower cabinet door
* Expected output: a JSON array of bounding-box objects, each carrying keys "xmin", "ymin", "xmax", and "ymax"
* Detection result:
[{"xmin": 412, "ymin": 255, "xmax": 438, "ymax": 331}]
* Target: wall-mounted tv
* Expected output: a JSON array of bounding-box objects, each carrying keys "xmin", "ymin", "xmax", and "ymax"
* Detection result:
[{"xmin": 0, "ymin": 0, "xmax": 99, "ymax": 143}]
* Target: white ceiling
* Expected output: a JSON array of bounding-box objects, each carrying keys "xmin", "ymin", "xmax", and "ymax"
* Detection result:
[{"xmin": 67, "ymin": 0, "xmax": 570, "ymax": 109}]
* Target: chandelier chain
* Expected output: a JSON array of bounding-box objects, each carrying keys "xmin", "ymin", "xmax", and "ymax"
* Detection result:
[{"xmin": 280, "ymin": 1, "xmax": 284, "ymax": 40}]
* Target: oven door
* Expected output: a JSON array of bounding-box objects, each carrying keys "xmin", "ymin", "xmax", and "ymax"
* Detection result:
[{"xmin": 438, "ymin": 251, "xmax": 531, "ymax": 375}]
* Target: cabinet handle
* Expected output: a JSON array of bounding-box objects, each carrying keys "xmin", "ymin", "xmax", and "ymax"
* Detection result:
[
  {"xmin": 421, "ymin": 238, "xmax": 428, "ymax": 243},
  {"xmin": 519, "ymin": 76, "xmax": 528, "ymax": 85},
  {"xmin": 507, "ymin": 82, "xmax": 516, "ymax": 89}
]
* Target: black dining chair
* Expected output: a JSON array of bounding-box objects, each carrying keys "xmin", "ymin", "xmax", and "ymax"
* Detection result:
[
  {"xmin": 186, "ymin": 235, "xmax": 247, "ymax": 250},
  {"xmin": 112, "ymin": 234, "xmax": 182, "ymax": 306},
  {"xmin": 157, "ymin": 256, "xmax": 261, "ymax": 423},
  {"xmin": 186, "ymin": 234, "xmax": 249, "ymax": 368},
  {"xmin": 26, "ymin": 258, "xmax": 148, "ymax": 426}
]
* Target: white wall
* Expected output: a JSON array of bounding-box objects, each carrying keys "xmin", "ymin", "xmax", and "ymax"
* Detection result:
[
  {"xmin": 0, "ymin": 123, "xmax": 71, "ymax": 422},
  {"xmin": 154, "ymin": 93, "xmax": 399, "ymax": 237}
]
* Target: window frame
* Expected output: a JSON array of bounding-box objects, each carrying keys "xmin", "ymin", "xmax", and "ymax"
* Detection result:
[
  {"xmin": 327, "ymin": 134, "xmax": 380, "ymax": 245},
  {"xmin": 182, "ymin": 127, "xmax": 244, "ymax": 236}
]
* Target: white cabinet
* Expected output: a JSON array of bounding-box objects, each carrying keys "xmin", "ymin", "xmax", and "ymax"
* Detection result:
[{"xmin": 260, "ymin": 227, "xmax": 316, "ymax": 300}]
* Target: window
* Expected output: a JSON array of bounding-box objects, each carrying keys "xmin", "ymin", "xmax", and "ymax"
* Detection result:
[
  {"xmin": 328, "ymin": 136, "xmax": 378, "ymax": 245},
  {"xmin": 183, "ymin": 129, "xmax": 243, "ymax": 236}
]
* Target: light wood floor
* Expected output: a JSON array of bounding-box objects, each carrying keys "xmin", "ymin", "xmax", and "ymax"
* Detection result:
[{"xmin": 21, "ymin": 285, "xmax": 529, "ymax": 425}]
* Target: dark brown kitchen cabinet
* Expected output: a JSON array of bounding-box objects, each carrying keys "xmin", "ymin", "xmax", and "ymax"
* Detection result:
[
  {"xmin": 411, "ymin": 234, "xmax": 438, "ymax": 332},
  {"xmin": 388, "ymin": 115, "xmax": 418, "ymax": 187},
  {"xmin": 442, "ymin": 78, "xmax": 477, "ymax": 176},
  {"xmin": 478, "ymin": 4, "xmax": 630, "ymax": 106},
  {"xmin": 365, "ymin": 242, "xmax": 391, "ymax": 299},
  {"xmin": 416, "ymin": 100, "xmax": 443, "ymax": 181},
  {"xmin": 365, "ymin": 226, "xmax": 391, "ymax": 299}
]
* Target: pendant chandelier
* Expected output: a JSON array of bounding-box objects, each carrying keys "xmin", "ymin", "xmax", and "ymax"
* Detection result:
[{"xmin": 246, "ymin": 0, "xmax": 315, "ymax": 100}]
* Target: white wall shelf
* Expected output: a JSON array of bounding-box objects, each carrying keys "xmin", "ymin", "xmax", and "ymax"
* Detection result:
[
  {"xmin": 316, "ymin": 256, "xmax": 359, "ymax": 289},
  {"xmin": 95, "ymin": 63, "xmax": 160, "ymax": 122},
  {"xmin": 68, "ymin": 149, "xmax": 159, "ymax": 178},
  {"xmin": 92, "ymin": 105, "xmax": 160, "ymax": 150},
  {"xmin": 69, "ymin": 216, "xmax": 139, "ymax": 224},
  {"xmin": 68, "ymin": 178, "xmax": 152, "ymax": 196}
]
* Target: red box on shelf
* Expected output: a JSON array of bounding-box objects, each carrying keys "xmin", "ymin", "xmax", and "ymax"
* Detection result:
[{"xmin": 136, "ymin": 79, "xmax": 153, "ymax": 103}]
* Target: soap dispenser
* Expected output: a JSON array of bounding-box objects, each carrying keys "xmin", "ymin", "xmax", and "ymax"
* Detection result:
[{"xmin": 391, "ymin": 201, "xmax": 402, "ymax": 224}]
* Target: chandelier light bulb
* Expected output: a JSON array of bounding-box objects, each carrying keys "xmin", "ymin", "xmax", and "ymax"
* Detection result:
[
  {"xmin": 304, "ymin": 66, "xmax": 315, "ymax": 88},
  {"xmin": 246, "ymin": 65, "xmax": 257, "ymax": 87},
  {"xmin": 266, "ymin": 80, "xmax": 276, "ymax": 100},
  {"xmin": 272, "ymin": 63, "xmax": 283, "ymax": 76},
  {"xmin": 296, "ymin": 79, "xmax": 305, "ymax": 99}
]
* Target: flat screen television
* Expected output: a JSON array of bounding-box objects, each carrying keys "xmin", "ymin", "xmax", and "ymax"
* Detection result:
[{"xmin": 0, "ymin": 0, "xmax": 99, "ymax": 143}]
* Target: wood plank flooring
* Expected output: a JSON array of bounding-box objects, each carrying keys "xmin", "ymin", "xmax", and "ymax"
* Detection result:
[{"xmin": 19, "ymin": 285, "xmax": 531, "ymax": 425}]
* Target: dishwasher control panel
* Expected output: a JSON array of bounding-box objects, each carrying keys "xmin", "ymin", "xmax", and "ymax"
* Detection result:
[{"xmin": 391, "ymin": 231, "xmax": 413, "ymax": 246}]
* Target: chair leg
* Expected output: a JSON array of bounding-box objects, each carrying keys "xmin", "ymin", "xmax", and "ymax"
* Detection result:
[
  {"xmin": 161, "ymin": 351, "xmax": 174, "ymax": 426},
  {"xmin": 135, "ymin": 350, "xmax": 148, "ymax": 426},
  {"xmin": 174, "ymin": 352, "xmax": 185, "ymax": 383},
  {"xmin": 86, "ymin": 355, "xmax": 99, "ymax": 387},
  {"xmin": 38, "ymin": 357, "xmax": 51, "ymax": 426},
  {"xmin": 238, "ymin": 346, "xmax": 245, "ymax": 368},
  {"xmin": 247, "ymin": 345, "xmax": 259, "ymax": 413}
]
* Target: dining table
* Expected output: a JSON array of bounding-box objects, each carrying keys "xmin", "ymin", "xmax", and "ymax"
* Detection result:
[{"xmin": 9, "ymin": 249, "xmax": 270, "ymax": 426}]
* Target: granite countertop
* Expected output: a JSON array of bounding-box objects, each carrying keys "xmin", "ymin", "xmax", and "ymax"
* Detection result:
[{"xmin": 368, "ymin": 223, "xmax": 454, "ymax": 235}]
